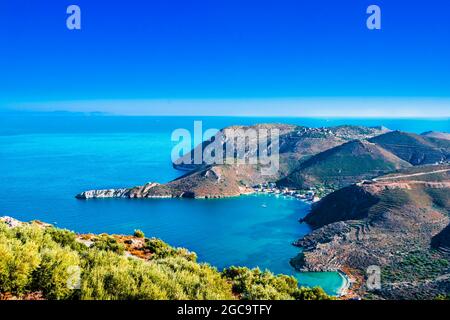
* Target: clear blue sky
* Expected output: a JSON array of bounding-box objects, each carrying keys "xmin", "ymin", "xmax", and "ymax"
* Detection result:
[{"xmin": 1, "ymin": 0, "xmax": 449, "ymax": 116}]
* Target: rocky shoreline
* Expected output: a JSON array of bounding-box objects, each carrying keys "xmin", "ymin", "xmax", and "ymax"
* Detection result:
[{"xmin": 76, "ymin": 179, "xmax": 333, "ymax": 203}]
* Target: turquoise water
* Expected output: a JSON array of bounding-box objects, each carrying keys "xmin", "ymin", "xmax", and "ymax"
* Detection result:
[{"xmin": 0, "ymin": 115, "xmax": 447, "ymax": 295}]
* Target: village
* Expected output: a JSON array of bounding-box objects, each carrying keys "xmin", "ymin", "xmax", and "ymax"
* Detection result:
[{"xmin": 252, "ymin": 182, "xmax": 334, "ymax": 203}]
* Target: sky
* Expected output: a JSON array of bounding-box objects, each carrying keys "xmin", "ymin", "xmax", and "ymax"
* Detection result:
[{"xmin": 1, "ymin": 0, "xmax": 449, "ymax": 117}]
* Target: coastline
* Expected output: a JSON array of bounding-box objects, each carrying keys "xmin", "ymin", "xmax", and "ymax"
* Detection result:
[
  {"xmin": 3, "ymin": 191, "xmax": 348, "ymax": 297},
  {"xmin": 74, "ymin": 182, "xmax": 350, "ymax": 295},
  {"xmin": 1, "ymin": 215, "xmax": 341, "ymax": 298},
  {"xmin": 337, "ymin": 270, "xmax": 351, "ymax": 297},
  {"xmin": 248, "ymin": 191, "xmax": 352, "ymax": 297}
]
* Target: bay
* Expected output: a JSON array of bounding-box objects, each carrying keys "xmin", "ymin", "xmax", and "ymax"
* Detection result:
[{"xmin": 0, "ymin": 114, "xmax": 447, "ymax": 295}]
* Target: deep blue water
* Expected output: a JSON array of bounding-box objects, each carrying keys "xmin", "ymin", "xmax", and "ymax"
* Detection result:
[{"xmin": 0, "ymin": 114, "xmax": 448, "ymax": 295}]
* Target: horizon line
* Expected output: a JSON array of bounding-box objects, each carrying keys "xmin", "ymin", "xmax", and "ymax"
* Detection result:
[{"xmin": 2, "ymin": 97, "xmax": 450, "ymax": 118}]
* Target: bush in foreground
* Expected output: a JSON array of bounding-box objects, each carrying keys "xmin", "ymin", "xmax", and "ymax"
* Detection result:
[
  {"xmin": 0, "ymin": 221, "xmax": 332, "ymax": 300},
  {"xmin": 133, "ymin": 229, "xmax": 145, "ymax": 238},
  {"xmin": 222, "ymin": 266, "xmax": 331, "ymax": 300}
]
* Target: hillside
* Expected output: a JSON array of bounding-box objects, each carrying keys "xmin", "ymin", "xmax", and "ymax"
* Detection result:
[
  {"xmin": 132, "ymin": 165, "xmax": 254, "ymax": 199},
  {"xmin": 291, "ymin": 165, "xmax": 450, "ymax": 299},
  {"xmin": 421, "ymin": 131, "xmax": 450, "ymax": 141},
  {"xmin": 0, "ymin": 217, "xmax": 330, "ymax": 300},
  {"xmin": 76, "ymin": 165, "xmax": 254, "ymax": 199},
  {"xmin": 277, "ymin": 140, "xmax": 411, "ymax": 189},
  {"xmin": 174, "ymin": 124, "xmax": 389, "ymax": 179},
  {"xmin": 369, "ymin": 131, "xmax": 450, "ymax": 165},
  {"xmin": 77, "ymin": 124, "xmax": 388, "ymax": 199}
]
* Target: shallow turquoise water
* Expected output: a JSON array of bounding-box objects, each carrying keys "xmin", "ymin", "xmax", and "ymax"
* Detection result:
[{"xmin": 0, "ymin": 115, "xmax": 446, "ymax": 295}]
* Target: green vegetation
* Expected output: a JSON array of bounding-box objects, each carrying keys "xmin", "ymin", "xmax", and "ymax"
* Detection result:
[
  {"xmin": 145, "ymin": 238, "xmax": 197, "ymax": 261},
  {"xmin": 369, "ymin": 131, "xmax": 450, "ymax": 166},
  {"xmin": 279, "ymin": 140, "xmax": 411, "ymax": 189},
  {"xmin": 425, "ymin": 188, "xmax": 450, "ymax": 212},
  {"xmin": 133, "ymin": 229, "xmax": 145, "ymax": 238},
  {"xmin": 0, "ymin": 221, "xmax": 332, "ymax": 300},
  {"xmin": 0, "ymin": 222, "xmax": 80, "ymax": 299},
  {"xmin": 80, "ymin": 250, "xmax": 232, "ymax": 300},
  {"xmin": 382, "ymin": 250, "xmax": 450, "ymax": 283},
  {"xmin": 45, "ymin": 227, "xmax": 86, "ymax": 252},
  {"xmin": 91, "ymin": 234, "xmax": 125, "ymax": 254},
  {"xmin": 222, "ymin": 266, "xmax": 330, "ymax": 300}
]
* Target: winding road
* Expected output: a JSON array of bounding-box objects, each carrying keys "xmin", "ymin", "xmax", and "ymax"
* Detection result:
[{"xmin": 372, "ymin": 168, "xmax": 450, "ymax": 181}]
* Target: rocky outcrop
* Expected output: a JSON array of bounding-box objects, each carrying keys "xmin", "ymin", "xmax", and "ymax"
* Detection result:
[
  {"xmin": 76, "ymin": 188, "xmax": 131, "ymax": 199},
  {"xmin": 76, "ymin": 166, "xmax": 255, "ymax": 200},
  {"xmin": 0, "ymin": 216, "xmax": 23, "ymax": 228},
  {"xmin": 75, "ymin": 183, "xmax": 162, "ymax": 199}
]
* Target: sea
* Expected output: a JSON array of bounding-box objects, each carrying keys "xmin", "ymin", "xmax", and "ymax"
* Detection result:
[{"xmin": 0, "ymin": 113, "xmax": 448, "ymax": 295}]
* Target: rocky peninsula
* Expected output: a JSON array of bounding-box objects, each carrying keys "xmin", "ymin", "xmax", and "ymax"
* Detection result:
[{"xmin": 76, "ymin": 124, "xmax": 391, "ymax": 199}]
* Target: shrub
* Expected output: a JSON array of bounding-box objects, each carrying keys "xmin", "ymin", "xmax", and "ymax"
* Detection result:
[
  {"xmin": 31, "ymin": 244, "xmax": 81, "ymax": 299},
  {"xmin": 44, "ymin": 227, "xmax": 85, "ymax": 253},
  {"xmin": 222, "ymin": 266, "xmax": 331, "ymax": 300},
  {"xmin": 146, "ymin": 238, "xmax": 197, "ymax": 261},
  {"xmin": 0, "ymin": 235, "xmax": 41, "ymax": 294},
  {"xmin": 80, "ymin": 250, "xmax": 233, "ymax": 300},
  {"xmin": 91, "ymin": 234, "xmax": 125, "ymax": 254},
  {"xmin": 0, "ymin": 221, "xmax": 330, "ymax": 300},
  {"xmin": 133, "ymin": 229, "xmax": 145, "ymax": 238},
  {"xmin": 294, "ymin": 286, "xmax": 331, "ymax": 300}
]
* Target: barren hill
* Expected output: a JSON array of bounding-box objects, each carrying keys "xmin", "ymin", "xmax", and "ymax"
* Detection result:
[
  {"xmin": 369, "ymin": 131, "xmax": 450, "ymax": 165},
  {"xmin": 421, "ymin": 131, "xmax": 450, "ymax": 141},
  {"xmin": 277, "ymin": 140, "xmax": 411, "ymax": 189}
]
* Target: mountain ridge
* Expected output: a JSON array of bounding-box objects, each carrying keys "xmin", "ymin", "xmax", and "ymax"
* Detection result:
[{"xmin": 277, "ymin": 139, "xmax": 412, "ymax": 189}]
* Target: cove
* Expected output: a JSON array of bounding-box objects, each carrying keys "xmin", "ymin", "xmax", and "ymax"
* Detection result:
[{"xmin": 71, "ymin": 193, "xmax": 345, "ymax": 295}]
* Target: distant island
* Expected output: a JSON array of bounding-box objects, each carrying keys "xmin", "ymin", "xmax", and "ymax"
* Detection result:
[{"xmin": 74, "ymin": 124, "xmax": 450, "ymax": 300}]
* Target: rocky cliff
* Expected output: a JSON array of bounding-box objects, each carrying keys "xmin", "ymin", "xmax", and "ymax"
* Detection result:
[{"xmin": 76, "ymin": 166, "xmax": 254, "ymax": 199}]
